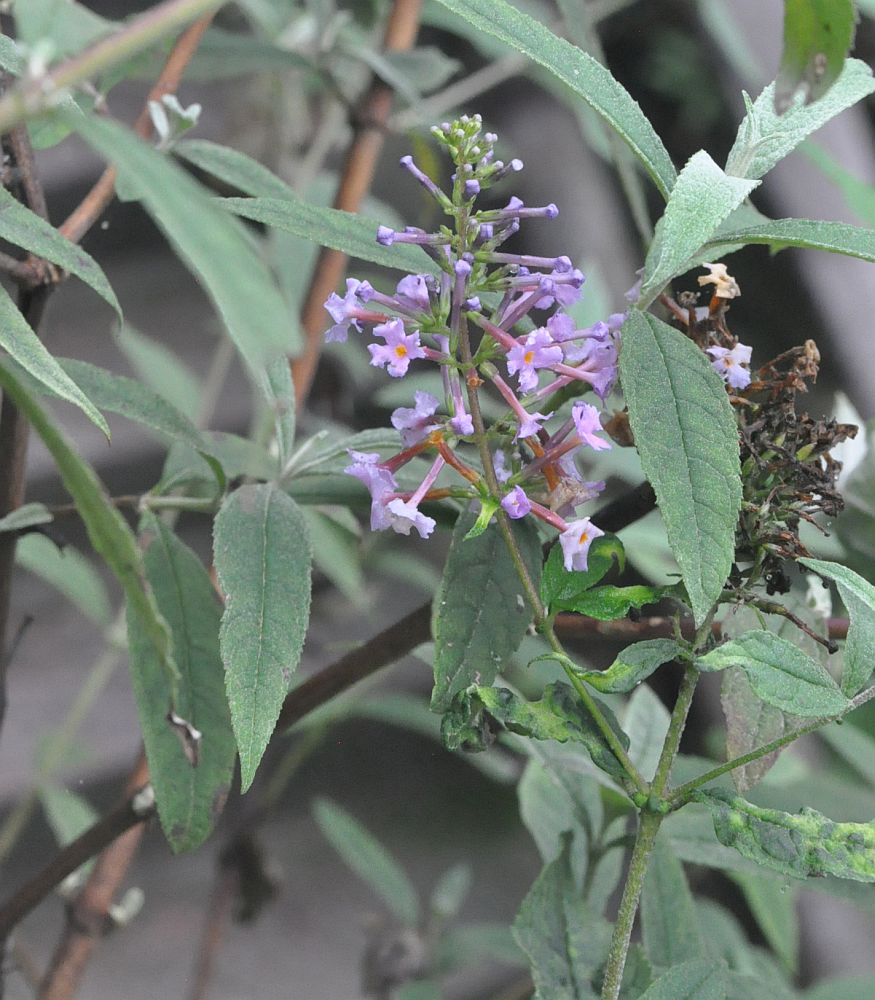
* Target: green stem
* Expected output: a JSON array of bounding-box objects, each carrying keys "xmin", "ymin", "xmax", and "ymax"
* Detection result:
[
  {"xmin": 0, "ymin": 0, "xmax": 225, "ymax": 136},
  {"xmin": 669, "ymin": 678, "xmax": 875, "ymax": 806},
  {"xmin": 599, "ymin": 810, "xmax": 662, "ymax": 1000},
  {"xmin": 652, "ymin": 665, "xmax": 698, "ymax": 799}
]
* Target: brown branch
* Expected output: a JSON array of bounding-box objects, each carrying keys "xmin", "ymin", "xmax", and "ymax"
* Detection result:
[
  {"xmin": 59, "ymin": 12, "xmax": 217, "ymax": 246},
  {"xmin": 0, "ymin": 755, "xmax": 153, "ymax": 944},
  {"xmin": 292, "ymin": 0, "xmax": 423, "ymax": 405},
  {"xmin": 186, "ymin": 868, "xmax": 237, "ymax": 1000},
  {"xmin": 555, "ymin": 612, "xmax": 849, "ymax": 643}
]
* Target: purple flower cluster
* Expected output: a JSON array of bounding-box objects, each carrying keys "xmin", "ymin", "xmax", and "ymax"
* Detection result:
[{"xmin": 325, "ymin": 116, "xmax": 620, "ymax": 569}]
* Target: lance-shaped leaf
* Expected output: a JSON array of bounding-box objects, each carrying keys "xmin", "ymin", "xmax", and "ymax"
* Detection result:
[
  {"xmin": 641, "ymin": 837, "xmax": 703, "ymax": 969},
  {"xmin": 313, "ymin": 798, "xmax": 419, "ymax": 926},
  {"xmin": 695, "ymin": 789, "xmax": 875, "ymax": 883},
  {"xmin": 16, "ymin": 533, "xmax": 111, "ymax": 627},
  {"xmin": 703, "ymin": 218, "xmax": 875, "ymax": 264},
  {"xmin": 128, "ymin": 515, "xmax": 235, "ymax": 852},
  {"xmin": 116, "ymin": 324, "xmax": 201, "ymax": 422},
  {"xmin": 222, "ymin": 196, "xmax": 438, "ymax": 275},
  {"xmin": 638, "ymin": 960, "xmax": 727, "ymax": 1000},
  {"xmin": 799, "ymin": 558, "xmax": 875, "ymax": 695},
  {"xmin": 0, "ymin": 283, "xmax": 108, "ymax": 435},
  {"xmin": 579, "ymin": 639, "xmax": 684, "ymax": 694},
  {"xmin": 696, "ymin": 630, "xmax": 848, "ymax": 716},
  {"xmin": 213, "ymin": 484, "xmax": 312, "ymax": 791},
  {"xmin": 512, "ymin": 837, "xmax": 612, "ymax": 1000},
  {"xmin": 638, "ymin": 152, "xmax": 759, "ymax": 306},
  {"xmin": 726, "ymin": 58, "xmax": 875, "ymax": 179},
  {"xmin": 775, "ymin": 0, "xmax": 856, "ymax": 114},
  {"xmin": 429, "ymin": 0, "xmax": 677, "ymax": 199},
  {"xmin": 540, "ymin": 534, "xmax": 625, "ymax": 609},
  {"xmin": 431, "ymin": 509, "xmax": 541, "ymax": 711},
  {"xmin": 441, "ymin": 682, "xmax": 630, "ymax": 783},
  {"xmin": 619, "ymin": 311, "xmax": 741, "ymax": 625},
  {"xmin": 721, "ymin": 667, "xmax": 787, "ymax": 792},
  {"xmin": 0, "ymin": 502, "xmax": 52, "ymax": 533},
  {"xmin": 176, "ymin": 138, "xmax": 298, "ymax": 199},
  {"xmin": 552, "ymin": 584, "xmax": 668, "ymax": 621},
  {"xmin": 69, "ymin": 113, "xmax": 293, "ymax": 376},
  {"xmin": 0, "ymin": 356, "xmax": 175, "ymax": 679},
  {"xmin": 0, "ymin": 186, "xmax": 120, "ymax": 317}
]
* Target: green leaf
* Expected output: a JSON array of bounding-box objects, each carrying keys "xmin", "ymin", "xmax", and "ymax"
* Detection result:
[
  {"xmin": 695, "ymin": 789, "xmax": 875, "ymax": 882},
  {"xmin": 213, "ymin": 484, "xmax": 312, "ymax": 791},
  {"xmin": 441, "ymin": 682, "xmax": 631, "ymax": 783},
  {"xmin": 625, "ymin": 685, "xmax": 670, "ymax": 783},
  {"xmin": 804, "ymin": 976, "xmax": 875, "ymax": 1000},
  {"xmin": 116, "ymin": 325, "xmax": 201, "ymax": 422},
  {"xmin": 182, "ymin": 27, "xmax": 316, "ymax": 80},
  {"xmin": 721, "ymin": 667, "xmax": 787, "ymax": 792},
  {"xmin": 819, "ymin": 720, "xmax": 875, "ymax": 788},
  {"xmin": 726, "ymin": 58, "xmax": 875, "ymax": 179},
  {"xmin": 68, "ymin": 113, "xmax": 293, "ymax": 375},
  {"xmin": 429, "ymin": 0, "xmax": 676, "ymax": 199},
  {"xmin": 799, "ymin": 557, "xmax": 875, "ymax": 695},
  {"xmin": 396, "ymin": 983, "xmax": 442, "ymax": 1000},
  {"xmin": 176, "ymin": 139, "xmax": 297, "ymax": 199},
  {"xmin": 579, "ymin": 639, "xmax": 684, "ymax": 694},
  {"xmin": 312, "ymin": 797, "xmax": 419, "ymax": 926},
  {"xmin": 0, "ymin": 283, "xmax": 108, "ymax": 435},
  {"xmin": 696, "ymin": 630, "xmax": 849, "ymax": 716},
  {"xmin": 15, "ymin": 0, "xmax": 113, "ymax": 56},
  {"xmin": 731, "ymin": 872, "xmax": 798, "ymax": 972},
  {"xmin": 257, "ymin": 355, "xmax": 295, "ymax": 470},
  {"xmin": 775, "ymin": 0, "xmax": 856, "ymax": 113},
  {"xmin": 39, "ymin": 784, "xmax": 99, "ymax": 881},
  {"xmin": 619, "ymin": 311, "xmax": 741, "ymax": 625},
  {"xmin": 15, "ymin": 533, "xmax": 111, "ymax": 627},
  {"xmin": 641, "ymin": 837, "xmax": 703, "ymax": 969},
  {"xmin": 0, "ymin": 186, "xmax": 120, "ymax": 318},
  {"xmin": 128, "ymin": 515, "xmax": 235, "ymax": 852},
  {"xmin": 638, "ymin": 960, "xmax": 727, "ymax": 1000},
  {"xmin": 0, "ymin": 357, "xmax": 175, "ymax": 677},
  {"xmin": 512, "ymin": 838, "xmax": 611, "ymax": 1000},
  {"xmin": 703, "ymin": 217, "xmax": 875, "ymax": 264},
  {"xmin": 222, "ymin": 196, "xmax": 439, "ymax": 275},
  {"xmin": 301, "ymin": 507, "xmax": 364, "ymax": 604},
  {"xmin": 540, "ymin": 534, "xmax": 625, "ymax": 609},
  {"xmin": 431, "ymin": 509, "xmax": 541, "ymax": 711},
  {"xmin": 0, "ymin": 501, "xmax": 52, "ymax": 533},
  {"xmin": 429, "ymin": 863, "xmax": 472, "ymax": 919},
  {"xmin": 639, "ymin": 151, "xmax": 759, "ymax": 305},
  {"xmin": 553, "ymin": 583, "xmax": 667, "ymax": 621},
  {"xmin": 436, "ymin": 922, "xmax": 524, "ymax": 971}
]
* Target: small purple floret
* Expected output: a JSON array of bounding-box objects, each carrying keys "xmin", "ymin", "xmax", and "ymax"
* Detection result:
[
  {"xmin": 559, "ymin": 517, "xmax": 605, "ymax": 572},
  {"xmin": 501, "ymin": 486, "xmax": 531, "ymax": 520},
  {"xmin": 368, "ymin": 319, "xmax": 427, "ymax": 377},
  {"xmin": 707, "ymin": 343, "xmax": 752, "ymax": 390},
  {"xmin": 572, "ymin": 401, "xmax": 611, "ymax": 452}
]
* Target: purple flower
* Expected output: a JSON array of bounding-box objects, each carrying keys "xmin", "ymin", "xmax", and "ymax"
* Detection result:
[
  {"xmin": 707, "ymin": 343, "xmax": 752, "ymax": 390},
  {"xmin": 368, "ymin": 319, "xmax": 427, "ymax": 377},
  {"xmin": 395, "ymin": 274, "xmax": 432, "ymax": 313},
  {"xmin": 534, "ymin": 267, "xmax": 585, "ymax": 310},
  {"xmin": 493, "ymin": 449, "xmax": 511, "ymax": 483},
  {"xmin": 515, "ymin": 410, "xmax": 548, "ymax": 441},
  {"xmin": 501, "ymin": 486, "xmax": 531, "ymax": 519},
  {"xmin": 391, "ymin": 391, "xmax": 441, "ymax": 446},
  {"xmin": 450, "ymin": 411, "xmax": 474, "ymax": 436},
  {"xmin": 559, "ymin": 517, "xmax": 605, "ymax": 572},
  {"xmin": 572, "ymin": 402, "xmax": 611, "ymax": 452},
  {"xmin": 507, "ymin": 328, "xmax": 564, "ymax": 393},
  {"xmin": 384, "ymin": 499, "xmax": 436, "ymax": 538},
  {"xmin": 324, "ymin": 279, "xmax": 373, "ymax": 342},
  {"xmin": 343, "ymin": 451, "xmax": 398, "ymax": 531},
  {"xmin": 554, "ymin": 336, "xmax": 619, "ymax": 400}
]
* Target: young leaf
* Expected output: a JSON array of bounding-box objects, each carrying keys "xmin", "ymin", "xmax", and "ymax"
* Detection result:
[
  {"xmin": 619, "ymin": 311, "xmax": 741, "ymax": 625},
  {"xmin": 703, "ymin": 218, "xmax": 875, "ymax": 264},
  {"xmin": 0, "ymin": 186, "xmax": 120, "ymax": 318},
  {"xmin": 552, "ymin": 584, "xmax": 667, "ymax": 621},
  {"xmin": 638, "ymin": 151, "xmax": 759, "ymax": 306},
  {"xmin": 431, "ymin": 509, "xmax": 540, "ymax": 711},
  {"xmin": 579, "ymin": 639, "xmax": 684, "ymax": 694},
  {"xmin": 799, "ymin": 557, "xmax": 875, "ymax": 695},
  {"xmin": 429, "ymin": 0, "xmax": 677, "ymax": 199},
  {"xmin": 128, "ymin": 515, "xmax": 236, "ymax": 852},
  {"xmin": 0, "ymin": 358, "xmax": 175, "ymax": 678},
  {"xmin": 641, "ymin": 837, "xmax": 703, "ymax": 969},
  {"xmin": 213, "ymin": 484, "xmax": 312, "ymax": 791},
  {"xmin": 696, "ymin": 630, "xmax": 849, "ymax": 716},
  {"xmin": 512, "ymin": 838, "xmax": 612, "ymax": 1000},
  {"xmin": 441, "ymin": 682, "xmax": 631, "ymax": 783},
  {"xmin": 775, "ymin": 0, "xmax": 857, "ymax": 113},
  {"xmin": 312, "ymin": 797, "xmax": 419, "ymax": 926},
  {"xmin": 0, "ymin": 284, "xmax": 108, "ymax": 435},
  {"xmin": 637, "ymin": 960, "xmax": 727, "ymax": 1000},
  {"xmin": 726, "ymin": 58, "xmax": 875, "ymax": 179},
  {"xmin": 15, "ymin": 533, "xmax": 111, "ymax": 627},
  {"xmin": 69, "ymin": 113, "xmax": 293, "ymax": 376},
  {"xmin": 695, "ymin": 789, "xmax": 875, "ymax": 883},
  {"xmin": 222, "ymin": 196, "xmax": 438, "ymax": 275},
  {"xmin": 721, "ymin": 667, "xmax": 787, "ymax": 793},
  {"xmin": 0, "ymin": 502, "xmax": 52, "ymax": 533},
  {"xmin": 540, "ymin": 533, "xmax": 625, "ymax": 608}
]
